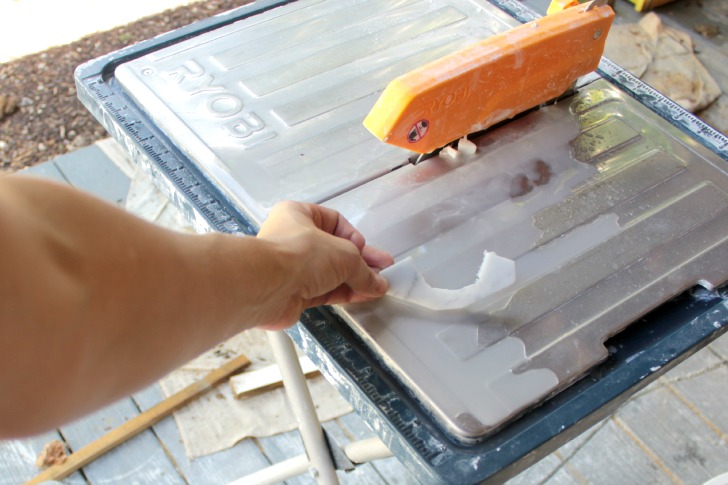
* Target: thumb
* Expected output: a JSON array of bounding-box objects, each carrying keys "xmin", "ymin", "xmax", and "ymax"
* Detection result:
[{"xmin": 346, "ymin": 257, "xmax": 389, "ymax": 300}]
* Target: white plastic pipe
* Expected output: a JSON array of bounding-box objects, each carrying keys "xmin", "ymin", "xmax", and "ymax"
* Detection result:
[
  {"xmin": 231, "ymin": 437, "xmax": 393, "ymax": 485},
  {"xmin": 229, "ymin": 454, "xmax": 309, "ymax": 485},
  {"xmin": 343, "ymin": 436, "xmax": 393, "ymax": 464},
  {"xmin": 266, "ymin": 330, "xmax": 340, "ymax": 485}
]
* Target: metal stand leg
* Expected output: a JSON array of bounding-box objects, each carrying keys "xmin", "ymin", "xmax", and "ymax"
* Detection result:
[
  {"xmin": 265, "ymin": 330, "xmax": 340, "ymax": 484},
  {"xmin": 228, "ymin": 329, "xmax": 394, "ymax": 485}
]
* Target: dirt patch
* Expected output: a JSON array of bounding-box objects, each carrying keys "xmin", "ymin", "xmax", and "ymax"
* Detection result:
[{"xmin": 0, "ymin": 0, "xmax": 253, "ymax": 173}]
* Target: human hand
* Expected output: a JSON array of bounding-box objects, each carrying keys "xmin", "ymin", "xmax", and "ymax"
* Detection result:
[{"xmin": 256, "ymin": 201, "xmax": 394, "ymax": 330}]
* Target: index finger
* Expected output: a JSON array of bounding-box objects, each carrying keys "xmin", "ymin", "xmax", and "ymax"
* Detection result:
[{"xmin": 304, "ymin": 203, "xmax": 366, "ymax": 251}]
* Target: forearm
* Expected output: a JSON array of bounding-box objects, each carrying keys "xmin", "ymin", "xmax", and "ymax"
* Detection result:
[
  {"xmin": 0, "ymin": 175, "xmax": 390, "ymax": 437},
  {"xmin": 0, "ymin": 176, "xmax": 291, "ymax": 436}
]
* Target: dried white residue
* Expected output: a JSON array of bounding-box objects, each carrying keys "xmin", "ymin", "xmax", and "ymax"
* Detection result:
[
  {"xmin": 382, "ymin": 250, "xmax": 515, "ymax": 311},
  {"xmin": 626, "ymin": 350, "xmax": 645, "ymax": 364}
]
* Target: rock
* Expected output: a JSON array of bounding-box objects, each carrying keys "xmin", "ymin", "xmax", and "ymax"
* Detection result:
[
  {"xmin": 0, "ymin": 94, "xmax": 20, "ymax": 120},
  {"xmin": 69, "ymin": 134, "xmax": 90, "ymax": 150},
  {"xmin": 36, "ymin": 439, "xmax": 68, "ymax": 468}
]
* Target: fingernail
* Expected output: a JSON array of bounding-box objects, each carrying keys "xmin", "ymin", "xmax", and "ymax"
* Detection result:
[{"xmin": 375, "ymin": 274, "xmax": 388, "ymax": 294}]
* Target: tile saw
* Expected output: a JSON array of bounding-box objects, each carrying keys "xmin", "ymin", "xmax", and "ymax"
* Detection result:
[{"xmin": 74, "ymin": 0, "xmax": 728, "ymax": 482}]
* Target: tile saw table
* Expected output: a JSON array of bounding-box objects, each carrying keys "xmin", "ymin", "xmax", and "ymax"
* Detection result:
[{"xmin": 74, "ymin": 0, "xmax": 728, "ymax": 483}]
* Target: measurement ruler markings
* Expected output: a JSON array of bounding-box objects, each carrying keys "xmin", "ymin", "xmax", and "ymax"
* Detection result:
[
  {"xmin": 301, "ymin": 313, "xmax": 442, "ymax": 462},
  {"xmin": 598, "ymin": 58, "xmax": 728, "ymax": 160},
  {"xmin": 85, "ymin": 76, "xmax": 250, "ymax": 233}
]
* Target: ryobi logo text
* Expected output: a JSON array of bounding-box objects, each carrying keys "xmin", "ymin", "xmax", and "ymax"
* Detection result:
[{"xmin": 158, "ymin": 59, "xmax": 276, "ymax": 149}]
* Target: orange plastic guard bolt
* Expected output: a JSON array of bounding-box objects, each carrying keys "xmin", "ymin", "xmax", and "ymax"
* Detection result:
[{"xmin": 363, "ymin": 3, "xmax": 615, "ymax": 154}]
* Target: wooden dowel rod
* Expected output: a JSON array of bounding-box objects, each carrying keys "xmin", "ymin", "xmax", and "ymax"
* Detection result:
[{"xmin": 229, "ymin": 356, "xmax": 319, "ymax": 399}]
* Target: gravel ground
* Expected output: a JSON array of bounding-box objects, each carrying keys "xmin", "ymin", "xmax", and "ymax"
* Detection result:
[{"xmin": 0, "ymin": 0, "xmax": 253, "ymax": 173}]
